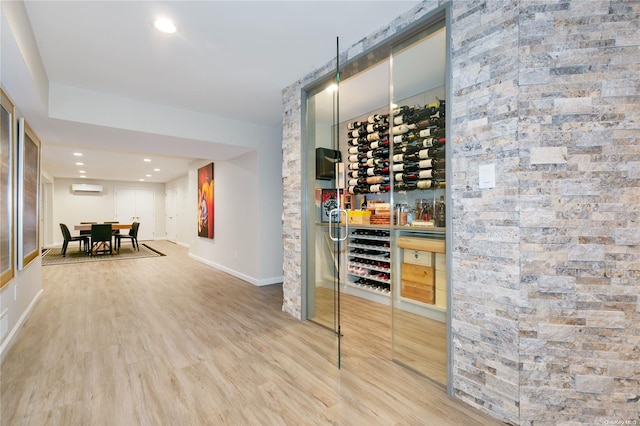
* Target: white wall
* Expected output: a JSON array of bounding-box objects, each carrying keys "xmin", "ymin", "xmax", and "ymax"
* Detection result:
[
  {"xmin": 51, "ymin": 177, "xmax": 166, "ymax": 246},
  {"xmin": 187, "ymin": 149, "xmax": 283, "ymax": 286}
]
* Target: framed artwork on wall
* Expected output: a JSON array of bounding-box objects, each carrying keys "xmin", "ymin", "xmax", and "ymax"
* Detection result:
[
  {"xmin": 1, "ymin": 89, "xmax": 15, "ymax": 288},
  {"xmin": 320, "ymin": 189, "xmax": 339, "ymax": 223},
  {"xmin": 197, "ymin": 162, "xmax": 214, "ymax": 239},
  {"xmin": 17, "ymin": 117, "xmax": 40, "ymax": 270}
]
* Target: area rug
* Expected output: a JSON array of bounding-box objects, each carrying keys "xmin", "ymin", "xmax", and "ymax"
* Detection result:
[{"xmin": 42, "ymin": 243, "xmax": 165, "ymax": 266}]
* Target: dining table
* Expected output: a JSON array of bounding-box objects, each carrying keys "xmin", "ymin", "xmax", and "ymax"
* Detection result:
[{"xmin": 74, "ymin": 223, "xmax": 133, "ymax": 254}]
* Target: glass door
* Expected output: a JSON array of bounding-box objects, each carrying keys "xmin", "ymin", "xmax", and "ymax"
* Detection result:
[
  {"xmin": 389, "ymin": 23, "xmax": 449, "ymax": 386},
  {"xmin": 303, "ymin": 71, "xmax": 346, "ymax": 345}
]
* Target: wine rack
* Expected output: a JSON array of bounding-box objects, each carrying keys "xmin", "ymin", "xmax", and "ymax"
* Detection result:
[
  {"xmin": 346, "ymin": 227, "xmax": 391, "ymax": 295},
  {"xmin": 391, "ymin": 100, "xmax": 446, "ymax": 192},
  {"xmin": 346, "ymin": 114, "xmax": 391, "ymax": 195}
]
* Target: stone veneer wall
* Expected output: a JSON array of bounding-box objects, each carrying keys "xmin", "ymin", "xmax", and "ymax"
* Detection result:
[{"xmin": 282, "ymin": 1, "xmax": 639, "ymax": 424}]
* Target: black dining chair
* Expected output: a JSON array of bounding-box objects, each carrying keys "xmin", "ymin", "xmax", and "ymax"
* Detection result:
[
  {"xmin": 115, "ymin": 222, "xmax": 140, "ymax": 251},
  {"xmin": 90, "ymin": 223, "xmax": 113, "ymax": 255},
  {"xmin": 59, "ymin": 223, "xmax": 89, "ymax": 256},
  {"xmin": 79, "ymin": 221, "xmax": 97, "ymax": 240}
]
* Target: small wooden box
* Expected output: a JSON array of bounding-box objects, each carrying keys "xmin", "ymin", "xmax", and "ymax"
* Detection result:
[
  {"xmin": 397, "ymin": 236, "xmax": 445, "ymax": 253},
  {"xmin": 401, "ymin": 283, "xmax": 435, "ymax": 304},
  {"xmin": 401, "ymin": 263, "xmax": 435, "ymax": 304},
  {"xmin": 403, "ymin": 249, "xmax": 433, "ymax": 267}
]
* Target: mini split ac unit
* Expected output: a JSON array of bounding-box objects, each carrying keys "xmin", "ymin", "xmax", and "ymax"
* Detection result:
[{"xmin": 71, "ymin": 184, "xmax": 103, "ymax": 193}]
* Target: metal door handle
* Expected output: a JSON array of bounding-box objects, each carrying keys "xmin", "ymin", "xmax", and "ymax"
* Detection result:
[{"xmin": 328, "ymin": 208, "xmax": 348, "ymax": 242}]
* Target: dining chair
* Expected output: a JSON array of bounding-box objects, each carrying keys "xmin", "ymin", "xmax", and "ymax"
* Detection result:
[
  {"xmin": 90, "ymin": 223, "xmax": 113, "ymax": 255},
  {"xmin": 115, "ymin": 222, "xmax": 140, "ymax": 251},
  {"xmin": 59, "ymin": 223, "xmax": 89, "ymax": 256},
  {"xmin": 79, "ymin": 221, "xmax": 96, "ymax": 240}
]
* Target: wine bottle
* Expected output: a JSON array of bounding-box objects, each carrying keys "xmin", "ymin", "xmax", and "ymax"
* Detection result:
[
  {"xmin": 349, "ymin": 170, "xmax": 360, "ymax": 179},
  {"xmin": 369, "ymin": 138, "xmax": 389, "ymax": 149},
  {"xmin": 348, "ymin": 146, "xmax": 359, "ymax": 155},
  {"xmin": 366, "ymin": 122, "xmax": 388, "ymax": 133},
  {"xmin": 394, "ymin": 182, "xmax": 417, "ymax": 191},
  {"xmin": 348, "ymin": 162, "xmax": 361, "ymax": 170},
  {"xmin": 391, "ymin": 124, "xmax": 410, "ymax": 135},
  {"xmin": 419, "ymin": 127, "xmax": 445, "ymax": 139},
  {"xmin": 369, "ymin": 184, "xmax": 390, "ymax": 193},
  {"xmin": 368, "ymin": 113, "xmax": 388, "ymax": 123},
  {"xmin": 394, "ymin": 172, "xmax": 419, "ymax": 182},
  {"xmin": 366, "ymin": 131, "xmax": 386, "ymax": 142},
  {"xmin": 427, "ymin": 146, "xmax": 446, "ymax": 159},
  {"xmin": 351, "ymin": 126, "xmax": 368, "ymax": 138},
  {"xmin": 367, "ymin": 166, "xmax": 389, "ymax": 176},
  {"xmin": 419, "ymin": 169, "xmax": 446, "ymax": 180},
  {"xmin": 419, "ymin": 158, "xmax": 446, "ymax": 169},
  {"xmin": 392, "ymin": 162, "xmax": 420, "ymax": 173},
  {"xmin": 347, "ymin": 120, "xmax": 365, "ymax": 130},
  {"xmin": 348, "ymin": 185, "xmax": 368, "ymax": 195},
  {"xmin": 366, "ymin": 175, "xmax": 388, "ymax": 185},
  {"xmin": 417, "ymin": 180, "xmax": 434, "ymax": 189}
]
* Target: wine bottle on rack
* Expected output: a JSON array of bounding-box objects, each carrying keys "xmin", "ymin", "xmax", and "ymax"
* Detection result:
[
  {"xmin": 369, "ymin": 184, "xmax": 390, "ymax": 193},
  {"xmin": 347, "ymin": 120, "xmax": 365, "ymax": 130},
  {"xmin": 365, "ymin": 158, "xmax": 388, "ymax": 167},
  {"xmin": 392, "ymin": 162, "xmax": 420, "ymax": 173},
  {"xmin": 419, "ymin": 158, "xmax": 446, "ymax": 170},
  {"xmin": 366, "ymin": 122, "xmax": 388, "ymax": 133},
  {"xmin": 367, "ymin": 113, "xmax": 388, "ymax": 123},
  {"xmin": 427, "ymin": 146, "xmax": 446, "ymax": 159},
  {"xmin": 418, "ymin": 169, "xmax": 446, "ymax": 180},
  {"xmin": 419, "ymin": 127, "xmax": 445, "ymax": 139},
  {"xmin": 348, "ymin": 185, "xmax": 368, "ymax": 194},
  {"xmin": 369, "ymin": 138, "xmax": 389, "ymax": 149},
  {"xmin": 417, "ymin": 180, "xmax": 434, "ymax": 189},
  {"xmin": 394, "ymin": 181, "xmax": 417, "ymax": 191},
  {"xmin": 394, "ymin": 172, "xmax": 419, "ymax": 182},
  {"xmin": 391, "ymin": 124, "xmax": 410, "ymax": 135},
  {"xmin": 366, "ymin": 175, "xmax": 389, "ymax": 185},
  {"xmin": 367, "ymin": 165, "xmax": 389, "ymax": 176}
]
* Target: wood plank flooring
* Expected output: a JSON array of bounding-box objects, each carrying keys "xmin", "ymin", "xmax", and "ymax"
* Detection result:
[{"xmin": 1, "ymin": 241, "xmax": 503, "ymax": 425}]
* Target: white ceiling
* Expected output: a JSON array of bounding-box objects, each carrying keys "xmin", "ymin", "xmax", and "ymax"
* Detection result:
[{"xmin": 5, "ymin": 0, "xmax": 420, "ymax": 183}]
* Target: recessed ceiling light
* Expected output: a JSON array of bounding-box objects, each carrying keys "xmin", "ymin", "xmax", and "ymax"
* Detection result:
[
  {"xmin": 75, "ymin": 162, "xmax": 84, "ymax": 166},
  {"xmin": 78, "ymin": 170, "xmax": 86, "ymax": 173},
  {"xmin": 73, "ymin": 152, "xmax": 83, "ymax": 156},
  {"xmin": 144, "ymin": 158, "xmax": 152, "ymax": 162},
  {"xmin": 153, "ymin": 168, "xmax": 160, "ymax": 172},
  {"xmin": 146, "ymin": 174, "xmax": 152, "ymax": 177},
  {"xmin": 154, "ymin": 18, "xmax": 176, "ymax": 34},
  {"xmin": 80, "ymin": 175, "xmax": 86, "ymax": 178},
  {"xmin": 139, "ymin": 178, "xmax": 145, "ymax": 182}
]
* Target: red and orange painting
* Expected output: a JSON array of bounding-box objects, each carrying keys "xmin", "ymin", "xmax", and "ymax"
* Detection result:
[{"xmin": 197, "ymin": 163, "xmax": 214, "ymax": 239}]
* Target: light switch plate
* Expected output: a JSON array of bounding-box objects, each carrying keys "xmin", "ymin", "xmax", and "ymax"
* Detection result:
[{"xmin": 479, "ymin": 163, "xmax": 496, "ymax": 189}]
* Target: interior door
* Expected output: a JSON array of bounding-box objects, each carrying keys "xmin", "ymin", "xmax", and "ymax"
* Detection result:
[
  {"xmin": 115, "ymin": 188, "xmax": 155, "ymax": 241},
  {"xmin": 165, "ymin": 186, "xmax": 177, "ymax": 242},
  {"xmin": 304, "ymin": 64, "xmax": 345, "ymax": 365}
]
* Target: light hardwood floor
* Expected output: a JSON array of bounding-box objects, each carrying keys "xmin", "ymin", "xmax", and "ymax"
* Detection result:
[{"xmin": 1, "ymin": 241, "xmax": 503, "ymax": 425}]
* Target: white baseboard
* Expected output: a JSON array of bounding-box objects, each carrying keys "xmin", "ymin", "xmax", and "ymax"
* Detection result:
[
  {"xmin": 188, "ymin": 253, "xmax": 283, "ymax": 287},
  {"xmin": 1, "ymin": 289, "xmax": 43, "ymax": 363}
]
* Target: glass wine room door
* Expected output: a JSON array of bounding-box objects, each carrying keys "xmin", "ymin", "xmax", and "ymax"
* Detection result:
[{"xmin": 303, "ymin": 75, "xmax": 345, "ymax": 341}]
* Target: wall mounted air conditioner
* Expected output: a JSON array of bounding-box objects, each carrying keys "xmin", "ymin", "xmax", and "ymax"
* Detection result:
[{"xmin": 71, "ymin": 184, "xmax": 103, "ymax": 193}]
